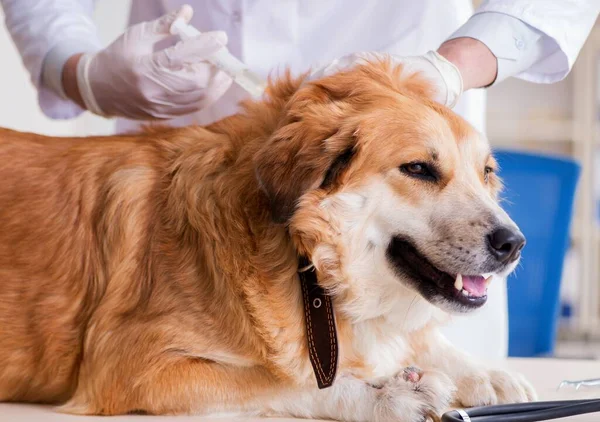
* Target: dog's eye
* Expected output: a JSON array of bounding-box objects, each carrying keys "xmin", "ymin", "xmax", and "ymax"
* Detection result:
[
  {"xmin": 400, "ymin": 162, "xmax": 437, "ymax": 181},
  {"xmin": 484, "ymin": 166, "xmax": 494, "ymax": 183}
]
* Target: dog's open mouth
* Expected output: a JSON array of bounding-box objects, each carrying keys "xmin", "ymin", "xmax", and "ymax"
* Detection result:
[{"xmin": 387, "ymin": 237, "xmax": 489, "ymax": 310}]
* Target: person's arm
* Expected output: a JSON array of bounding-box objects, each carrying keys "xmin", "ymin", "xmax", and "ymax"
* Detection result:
[
  {"xmin": 437, "ymin": 38, "xmax": 497, "ymax": 91},
  {"xmin": 1, "ymin": 0, "xmax": 100, "ymax": 119},
  {"xmin": 438, "ymin": 0, "xmax": 600, "ymax": 89},
  {"xmin": 62, "ymin": 54, "xmax": 86, "ymax": 109},
  {"xmin": 2, "ymin": 2, "xmax": 233, "ymax": 121}
]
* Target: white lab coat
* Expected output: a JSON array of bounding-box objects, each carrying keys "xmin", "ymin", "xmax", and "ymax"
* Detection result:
[{"xmin": 1, "ymin": 0, "xmax": 599, "ymax": 359}]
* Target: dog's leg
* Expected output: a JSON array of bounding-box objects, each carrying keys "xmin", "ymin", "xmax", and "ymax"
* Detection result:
[
  {"xmin": 61, "ymin": 357, "xmax": 290, "ymax": 416},
  {"xmin": 411, "ymin": 328, "xmax": 536, "ymax": 407},
  {"xmin": 268, "ymin": 367, "xmax": 454, "ymax": 422},
  {"xmin": 64, "ymin": 355, "xmax": 453, "ymax": 421}
]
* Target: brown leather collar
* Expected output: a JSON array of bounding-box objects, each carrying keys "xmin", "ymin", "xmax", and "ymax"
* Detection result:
[{"xmin": 298, "ymin": 256, "xmax": 338, "ymax": 389}]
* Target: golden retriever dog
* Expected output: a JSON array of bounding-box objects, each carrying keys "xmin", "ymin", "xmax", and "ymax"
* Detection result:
[{"xmin": 0, "ymin": 60, "xmax": 535, "ymax": 421}]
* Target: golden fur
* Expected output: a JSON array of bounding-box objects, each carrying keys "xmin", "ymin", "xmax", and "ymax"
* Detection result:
[{"xmin": 0, "ymin": 61, "xmax": 534, "ymax": 420}]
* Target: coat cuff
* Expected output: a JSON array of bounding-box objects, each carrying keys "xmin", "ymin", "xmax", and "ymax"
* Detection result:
[{"xmin": 447, "ymin": 12, "xmax": 545, "ymax": 85}]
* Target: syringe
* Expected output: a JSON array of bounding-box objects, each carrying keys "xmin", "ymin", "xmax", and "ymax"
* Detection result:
[{"xmin": 170, "ymin": 18, "xmax": 266, "ymax": 98}]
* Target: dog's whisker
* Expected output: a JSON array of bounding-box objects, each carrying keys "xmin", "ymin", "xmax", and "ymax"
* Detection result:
[
  {"xmin": 298, "ymin": 263, "xmax": 315, "ymax": 273},
  {"xmin": 402, "ymin": 294, "xmax": 420, "ymax": 331}
]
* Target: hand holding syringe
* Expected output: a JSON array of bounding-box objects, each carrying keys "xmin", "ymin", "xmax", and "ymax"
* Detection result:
[{"xmin": 170, "ymin": 18, "xmax": 266, "ymax": 98}]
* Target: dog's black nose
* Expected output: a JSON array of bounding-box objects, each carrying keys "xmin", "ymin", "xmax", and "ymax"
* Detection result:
[{"xmin": 487, "ymin": 226, "xmax": 525, "ymax": 263}]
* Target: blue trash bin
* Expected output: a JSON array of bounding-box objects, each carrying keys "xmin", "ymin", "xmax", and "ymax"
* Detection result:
[{"xmin": 494, "ymin": 150, "xmax": 580, "ymax": 357}]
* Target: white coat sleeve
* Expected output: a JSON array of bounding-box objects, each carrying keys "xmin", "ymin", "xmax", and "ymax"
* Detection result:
[
  {"xmin": 447, "ymin": 0, "xmax": 600, "ymax": 84},
  {"xmin": 1, "ymin": 0, "xmax": 101, "ymax": 119}
]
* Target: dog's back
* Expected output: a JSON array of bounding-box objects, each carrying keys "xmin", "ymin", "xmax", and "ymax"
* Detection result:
[
  {"xmin": 0, "ymin": 115, "xmax": 274, "ymax": 409},
  {"xmin": 0, "ymin": 128, "xmax": 165, "ymax": 402}
]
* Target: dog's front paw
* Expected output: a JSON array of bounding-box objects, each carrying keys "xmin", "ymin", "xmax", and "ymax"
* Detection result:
[
  {"xmin": 374, "ymin": 366, "xmax": 455, "ymax": 422},
  {"xmin": 455, "ymin": 368, "xmax": 537, "ymax": 407}
]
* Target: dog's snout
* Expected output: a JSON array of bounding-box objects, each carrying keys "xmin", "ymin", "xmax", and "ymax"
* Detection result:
[{"xmin": 487, "ymin": 226, "xmax": 525, "ymax": 263}]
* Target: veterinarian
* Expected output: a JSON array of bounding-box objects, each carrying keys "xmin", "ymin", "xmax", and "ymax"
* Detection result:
[{"xmin": 2, "ymin": 0, "xmax": 598, "ymax": 360}]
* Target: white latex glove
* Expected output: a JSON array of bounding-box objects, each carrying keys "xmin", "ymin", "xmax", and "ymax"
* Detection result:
[
  {"xmin": 308, "ymin": 51, "xmax": 463, "ymax": 108},
  {"xmin": 76, "ymin": 5, "xmax": 232, "ymax": 119}
]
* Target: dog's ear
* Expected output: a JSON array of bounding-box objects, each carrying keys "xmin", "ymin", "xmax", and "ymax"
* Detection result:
[{"xmin": 254, "ymin": 88, "xmax": 357, "ymax": 223}]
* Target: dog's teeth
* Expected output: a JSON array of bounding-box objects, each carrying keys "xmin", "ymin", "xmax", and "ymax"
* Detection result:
[
  {"xmin": 485, "ymin": 275, "xmax": 493, "ymax": 287},
  {"xmin": 461, "ymin": 289, "xmax": 470, "ymax": 297},
  {"xmin": 454, "ymin": 274, "xmax": 463, "ymax": 291}
]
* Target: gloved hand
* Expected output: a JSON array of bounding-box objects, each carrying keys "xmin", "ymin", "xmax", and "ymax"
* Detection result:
[
  {"xmin": 308, "ymin": 51, "xmax": 463, "ymax": 108},
  {"xmin": 76, "ymin": 5, "xmax": 232, "ymax": 120}
]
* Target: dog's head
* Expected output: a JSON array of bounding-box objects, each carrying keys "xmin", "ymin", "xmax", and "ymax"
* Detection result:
[{"xmin": 254, "ymin": 60, "xmax": 524, "ymax": 316}]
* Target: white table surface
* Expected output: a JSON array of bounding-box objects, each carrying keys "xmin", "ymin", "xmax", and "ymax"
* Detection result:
[{"xmin": 1, "ymin": 358, "xmax": 599, "ymax": 421}]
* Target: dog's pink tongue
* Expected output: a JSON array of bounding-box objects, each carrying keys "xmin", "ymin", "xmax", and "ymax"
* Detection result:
[{"xmin": 462, "ymin": 275, "xmax": 487, "ymax": 297}]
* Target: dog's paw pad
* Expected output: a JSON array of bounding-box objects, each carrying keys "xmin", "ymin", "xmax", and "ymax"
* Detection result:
[{"xmin": 401, "ymin": 366, "xmax": 423, "ymax": 383}]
